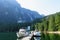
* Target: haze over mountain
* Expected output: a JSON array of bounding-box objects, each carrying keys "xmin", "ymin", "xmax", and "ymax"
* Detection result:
[
  {"xmin": 0, "ymin": 0, "xmax": 21, "ymax": 24},
  {"xmin": 0, "ymin": 0, "xmax": 44, "ymax": 32},
  {"xmin": 0, "ymin": 0, "xmax": 43, "ymax": 24},
  {"xmin": 18, "ymin": 8, "xmax": 43, "ymax": 23}
]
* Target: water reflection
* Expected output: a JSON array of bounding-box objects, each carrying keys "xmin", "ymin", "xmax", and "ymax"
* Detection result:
[
  {"xmin": 16, "ymin": 32, "xmax": 60, "ymax": 40},
  {"xmin": 41, "ymin": 33, "xmax": 60, "ymax": 40}
]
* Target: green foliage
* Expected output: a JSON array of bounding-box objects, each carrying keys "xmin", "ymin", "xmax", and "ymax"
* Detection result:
[
  {"xmin": 58, "ymin": 26, "xmax": 60, "ymax": 31},
  {"xmin": 48, "ymin": 16, "xmax": 55, "ymax": 31},
  {"xmin": 33, "ymin": 12, "xmax": 60, "ymax": 31},
  {"xmin": 55, "ymin": 14, "xmax": 60, "ymax": 24},
  {"xmin": 0, "ymin": 12, "xmax": 60, "ymax": 32}
]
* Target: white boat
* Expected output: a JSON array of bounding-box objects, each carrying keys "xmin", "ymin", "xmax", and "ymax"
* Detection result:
[
  {"xmin": 16, "ymin": 29, "xmax": 41, "ymax": 40},
  {"xmin": 16, "ymin": 29, "xmax": 29, "ymax": 38}
]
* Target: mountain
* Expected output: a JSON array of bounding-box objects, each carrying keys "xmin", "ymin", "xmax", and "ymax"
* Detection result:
[
  {"xmin": 0, "ymin": 0, "xmax": 22, "ymax": 24},
  {"xmin": 0, "ymin": 0, "xmax": 44, "ymax": 32},
  {"xmin": 0, "ymin": 0, "xmax": 43, "ymax": 24},
  {"xmin": 18, "ymin": 8, "xmax": 43, "ymax": 23}
]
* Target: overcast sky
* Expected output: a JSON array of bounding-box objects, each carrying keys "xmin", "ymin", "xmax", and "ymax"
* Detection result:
[{"xmin": 16, "ymin": 0, "xmax": 60, "ymax": 16}]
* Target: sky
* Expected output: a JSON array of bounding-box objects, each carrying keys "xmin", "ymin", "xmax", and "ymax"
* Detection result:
[{"xmin": 16, "ymin": 0, "xmax": 60, "ymax": 16}]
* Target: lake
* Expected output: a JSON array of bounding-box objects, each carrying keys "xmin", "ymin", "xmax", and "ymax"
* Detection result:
[
  {"xmin": 0, "ymin": 32, "xmax": 17, "ymax": 40},
  {"xmin": 41, "ymin": 33, "xmax": 60, "ymax": 40},
  {"xmin": 0, "ymin": 32, "xmax": 60, "ymax": 40}
]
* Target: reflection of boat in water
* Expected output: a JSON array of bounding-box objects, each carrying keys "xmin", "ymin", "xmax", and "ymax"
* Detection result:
[
  {"xmin": 33, "ymin": 30, "xmax": 41, "ymax": 40},
  {"xmin": 16, "ymin": 29, "xmax": 41, "ymax": 40}
]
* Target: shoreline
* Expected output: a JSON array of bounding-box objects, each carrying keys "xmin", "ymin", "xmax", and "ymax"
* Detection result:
[
  {"xmin": 41, "ymin": 31, "xmax": 60, "ymax": 34},
  {"xmin": 44, "ymin": 31, "xmax": 60, "ymax": 34},
  {"xmin": 47, "ymin": 31, "xmax": 60, "ymax": 34}
]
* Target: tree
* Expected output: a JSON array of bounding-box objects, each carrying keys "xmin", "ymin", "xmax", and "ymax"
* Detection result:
[
  {"xmin": 48, "ymin": 16, "xmax": 55, "ymax": 31},
  {"xmin": 55, "ymin": 12, "xmax": 60, "ymax": 31}
]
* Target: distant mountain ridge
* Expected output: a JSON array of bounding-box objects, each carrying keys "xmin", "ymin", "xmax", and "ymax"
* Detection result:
[
  {"xmin": 0, "ymin": 0, "xmax": 43, "ymax": 24},
  {"xmin": 18, "ymin": 8, "xmax": 43, "ymax": 23},
  {"xmin": 0, "ymin": 0, "xmax": 44, "ymax": 32}
]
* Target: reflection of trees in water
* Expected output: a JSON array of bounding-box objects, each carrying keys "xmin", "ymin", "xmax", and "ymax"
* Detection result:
[
  {"xmin": 49, "ymin": 34, "xmax": 60, "ymax": 40},
  {"xmin": 45, "ymin": 33, "xmax": 50, "ymax": 40},
  {"xmin": 41, "ymin": 33, "xmax": 50, "ymax": 40},
  {"xmin": 41, "ymin": 33, "xmax": 45, "ymax": 40},
  {"xmin": 16, "ymin": 33, "xmax": 60, "ymax": 40},
  {"xmin": 41, "ymin": 33, "xmax": 60, "ymax": 40},
  {"xmin": 53, "ymin": 34, "xmax": 60, "ymax": 40}
]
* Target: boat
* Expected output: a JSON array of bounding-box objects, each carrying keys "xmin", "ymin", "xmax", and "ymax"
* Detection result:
[
  {"xmin": 16, "ymin": 29, "xmax": 29, "ymax": 38},
  {"xmin": 16, "ymin": 29, "xmax": 41, "ymax": 40}
]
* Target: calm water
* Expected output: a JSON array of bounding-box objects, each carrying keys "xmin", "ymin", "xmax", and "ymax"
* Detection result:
[
  {"xmin": 0, "ymin": 32, "xmax": 60, "ymax": 40},
  {"xmin": 0, "ymin": 32, "xmax": 17, "ymax": 40},
  {"xmin": 41, "ymin": 33, "xmax": 60, "ymax": 40},
  {"xmin": 16, "ymin": 33, "xmax": 60, "ymax": 40}
]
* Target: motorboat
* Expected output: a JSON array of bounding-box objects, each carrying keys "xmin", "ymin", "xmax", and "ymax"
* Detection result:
[
  {"xmin": 16, "ymin": 29, "xmax": 41, "ymax": 40},
  {"xmin": 16, "ymin": 29, "xmax": 29, "ymax": 38}
]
